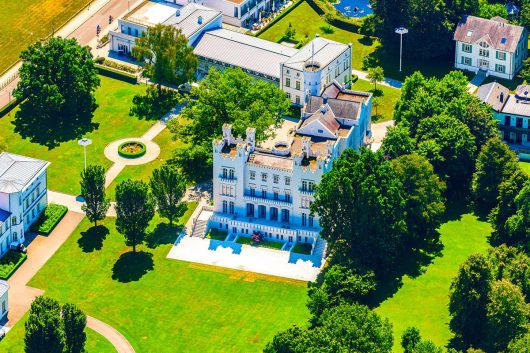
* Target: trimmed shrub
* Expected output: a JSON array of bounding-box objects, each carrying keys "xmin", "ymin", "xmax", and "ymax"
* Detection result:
[
  {"xmin": 118, "ymin": 141, "xmax": 146, "ymax": 158},
  {"xmin": 0, "ymin": 251, "xmax": 27, "ymax": 279},
  {"xmin": 31, "ymin": 204, "xmax": 68, "ymax": 234}
]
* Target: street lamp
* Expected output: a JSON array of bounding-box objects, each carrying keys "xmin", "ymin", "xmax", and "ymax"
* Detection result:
[
  {"xmin": 395, "ymin": 27, "xmax": 408, "ymax": 73},
  {"xmin": 78, "ymin": 138, "xmax": 92, "ymax": 171}
]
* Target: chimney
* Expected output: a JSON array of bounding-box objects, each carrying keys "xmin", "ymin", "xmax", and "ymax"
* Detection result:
[
  {"xmin": 322, "ymin": 95, "xmax": 328, "ymax": 105},
  {"xmin": 320, "ymin": 104, "xmax": 327, "ymax": 113},
  {"xmin": 500, "ymin": 91, "xmax": 504, "ymax": 103},
  {"xmin": 198, "ymin": 16, "xmax": 203, "ymax": 24}
]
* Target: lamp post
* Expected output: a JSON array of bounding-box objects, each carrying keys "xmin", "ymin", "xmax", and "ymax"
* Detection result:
[
  {"xmin": 78, "ymin": 138, "xmax": 92, "ymax": 171},
  {"xmin": 395, "ymin": 27, "xmax": 408, "ymax": 73}
]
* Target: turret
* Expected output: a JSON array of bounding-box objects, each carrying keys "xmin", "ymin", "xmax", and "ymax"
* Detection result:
[
  {"xmin": 246, "ymin": 127, "xmax": 256, "ymax": 152},
  {"xmin": 301, "ymin": 136, "xmax": 311, "ymax": 158},
  {"xmin": 222, "ymin": 124, "xmax": 233, "ymax": 145}
]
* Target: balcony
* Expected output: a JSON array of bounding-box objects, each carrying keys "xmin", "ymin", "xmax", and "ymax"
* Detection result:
[
  {"xmin": 218, "ymin": 176, "xmax": 237, "ymax": 184},
  {"xmin": 243, "ymin": 194, "xmax": 292, "ymax": 207},
  {"xmin": 299, "ymin": 188, "xmax": 314, "ymax": 196}
]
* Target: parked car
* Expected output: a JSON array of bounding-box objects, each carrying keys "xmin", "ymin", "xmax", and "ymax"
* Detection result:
[{"xmin": 9, "ymin": 243, "xmax": 27, "ymax": 254}]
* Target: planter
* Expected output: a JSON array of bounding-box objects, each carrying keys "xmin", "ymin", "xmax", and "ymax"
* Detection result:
[{"xmin": 118, "ymin": 141, "xmax": 146, "ymax": 158}]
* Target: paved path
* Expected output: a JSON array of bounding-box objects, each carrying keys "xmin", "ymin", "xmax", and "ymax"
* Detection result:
[
  {"xmin": 352, "ymin": 69, "xmax": 403, "ymax": 89},
  {"xmin": 0, "ymin": 0, "xmax": 144, "ymax": 110},
  {"xmin": 370, "ymin": 120, "xmax": 395, "ymax": 151},
  {"xmin": 467, "ymin": 71, "xmax": 487, "ymax": 94},
  {"xmin": 87, "ymin": 316, "xmax": 135, "ymax": 353}
]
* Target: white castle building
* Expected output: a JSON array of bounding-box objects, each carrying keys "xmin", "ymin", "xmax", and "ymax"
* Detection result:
[
  {"xmin": 208, "ymin": 81, "xmax": 372, "ymax": 248},
  {"xmin": 0, "ymin": 153, "xmax": 49, "ymax": 258}
]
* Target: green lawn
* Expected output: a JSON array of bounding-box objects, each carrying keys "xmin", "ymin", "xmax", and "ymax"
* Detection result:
[
  {"xmin": 257, "ymin": 1, "xmax": 378, "ymax": 70},
  {"xmin": 0, "ymin": 0, "xmax": 89, "ymax": 74},
  {"xmin": 2, "ymin": 203, "xmax": 308, "ymax": 353},
  {"xmin": 520, "ymin": 161, "xmax": 530, "ymax": 175},
  {"xmin": 0, "ymin": 77, "xmax": 152, "ymax": 195},
  {"xmin": 375, "ymin": 212, "xmax": 492, "ymax": 351},
  {"xmin": 350, "ymin": 78, "xmax": 401, "ymax": 122},
  {"xmin": 106, "ymin": 128, "xmax": 184, "ymax": 200},
  {"xmin": 0, "ymin": 315, "xmax": 116, "ymax": 353}
]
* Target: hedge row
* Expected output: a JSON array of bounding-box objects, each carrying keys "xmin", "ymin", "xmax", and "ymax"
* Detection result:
[
  {"xmin": 0, "ymin": 251, "xmax": 27, "ymax": 280},
  {"xmin": 31, "ymin": 204, "xmax": 68, "ymax": 234},
  {"xmin": 306, "ymin": 0, "xmax": 364, "ymax": 32},
  {"xmin": 95, "ymin": 64, "xmax": 138, "ymax": 84},
  {"xmin": 118, "ymin": 141, "xmax": 147, "ymax": 158},
  {"xmin": 0, "ymin": 98, "xmax": 18, "ymax": 118}
]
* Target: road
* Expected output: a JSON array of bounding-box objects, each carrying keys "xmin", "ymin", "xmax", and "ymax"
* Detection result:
[{"xmin": 0, "ymin": 0, "xmax": 143, "ymax": 110}]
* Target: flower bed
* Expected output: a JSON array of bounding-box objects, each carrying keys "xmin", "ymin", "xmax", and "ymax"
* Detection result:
[
  {"xmin": 236, "ymin": 236, "xmax": 284, "ymax": 250},
  {"xmin": 31, "ymin": 204, "xmax": 68, "ymax": 234},
  {"xmin": 118, "ymin": 141, "xmax": 146, "ymax": 158},
  {"xmin": 0, "ymin": 250, "xmax": 27, "ymax": 280},
  {"xmin": 292, "ymin": 242, "xmax": 312, "ymax": 255},
  {"xmin": 205, "ymin": 228, "xmax": 228, "ymax": 241}
]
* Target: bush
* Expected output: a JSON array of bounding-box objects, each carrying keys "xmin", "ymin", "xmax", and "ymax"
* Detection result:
[
  {"xmin": 205, "ymin": 228, "xmax": 227, "ymax": 240},
  {"xmin": 0, "ymin": 250, "xmax": 27, "ymax": 279},
  {"xmin": 31, "ymin": 204, "xmax": 68, "ymax": 234},
  {"xmin": 94, "ymin": 57, "xmax": 138, "ymax": 73},
  {"xmin": 95, "ymin": 64, "xmax": 138, "ymax": 84},
  {"xmin": 118, "ymin": 141, "xmax": 146, "ymax": 158},
  {"xmin": 292, "ymin": 242, "xmax": 312, "ymax": 254},
  {"xmin": 351, "ymin": 74, "xmax": 358, "ymax": 83}
]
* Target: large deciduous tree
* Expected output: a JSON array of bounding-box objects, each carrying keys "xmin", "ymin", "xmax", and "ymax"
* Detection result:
[
  {"xmin": 62, "ymin": 303, "xmax": 87, "ymax": 353},
  {"xmin": 80, "ymin": 165, "xmax": 110, "ymax": 227},
  {"xmin": 150, "ymin": 165, "xmax": 186, "ymax": 225},
  {"xmin": 14, "ymin": 37, "xmax": 100, "ymax": 148},
  {"xmin": 312, "ymin": 148, "xmax": 406, "ymax": 275},
  {"xmin": 169, "ymin": 67, "xmax": 290, "ymax": 180},
  {"xmin": 504, "ymin": 181, "xmax": 530, "ymax": 246},
  {"xmin": 392, "ymin": 154, "xmax": 445, "ymax": 247},
  {"xmin": 115, "ymin": 180, "xmax": 155, "ymax": 252},
  {"xmin": 472, "ymin": 137, "xmax": 518, "ymax": 208},
  {"xmin": 381, "ymin": 125, "xmax": 416, "ymax": 159},
  {"xmin": 133, "ymin": 24, "xmax": 197, "ymax": 90},
  {"xmin": 24, "ymin": 297, "xmax": 66, "ymax": 353}
]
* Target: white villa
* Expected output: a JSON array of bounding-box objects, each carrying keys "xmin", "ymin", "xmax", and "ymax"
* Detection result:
[
  {"xmin": 207, "ymin": 81, "xmax": 372, "ymax": 249},
  {"xmin": 0, "ymin": 153, "xmax": 49, "ymax": 257},
  {"xmin": 476, "ymin": 82, "xmax": 530, "ymax": 147},
  {"xmin": 109, "ymin": 0, "xmax": 352, "ymax": 106},
  {"xmin": 454, "ymin": 15, "xmax": 528, "ymax": 80},
  {"xmin": 0, "ymin": 280, "xmax": 7, "ymax": 322}
]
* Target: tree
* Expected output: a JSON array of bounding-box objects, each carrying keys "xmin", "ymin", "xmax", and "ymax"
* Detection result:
[
  {"xmin": 449, "ymin": 254, "xmax": 492, "ymax": 347},
  {"xmin": 367, "ymin": 66, "xmax": 385, "ymax": 93},
  {"xmin": 130, "ymin": 85, "xmax": 183, "ymax": 121},
  {"xmin": 472, "ymin": 137, "xmax": 518, "ymax": 208},
  {"xmin": 312, "ymin": 148, "xmax": 406, "ymax": 275},
  {"xmin": 519, "ymin": 57, "xmax": 530, "ymax": 82},
  {"xmin": 381, "ymin": 125, "xmax": 416, "ymax": 159},
  {"xmin": 115, "ymin": 180, "xmax": 155, "ymax": 252},
  {"xmin": 24, "ymin": 296, "xmax": 65, "ymax": 353},
  {"xmin": 489, "ymin": 168, "xmax": 529, "ymax": 245},
  {"xmin": 62, "ymin": 303, "xmax": 87, "ymax": 353},
  {"xmin": 485, "ymin": 279, "xmax": 529, "ymax": 352},
  {"xmin": 150, "ymin": 165, "xmax": 186, "ymax": 225},
  {"xmin": 392, "ymin": 154, "xmax": 445, "ymax": 247},
  {"xmin": 504, "ymin": 181, "xmax": 530, "ymax": 246},
  {"xmin": 133, "ymin": 24, "xmax": 197, "ymax": 90},
  {"xmin": 169, "ymin": 67, "xmax": 290, "ymax": 180},
  {"xmin": 13, "ymin": 37, "xmax": 100, "ymax": 148},
  {"xmin": 401, "ymin": 327, "xmax": 421, "ymax": 353},
  {"xmin": 284, "ymin": 22, "xmax": 296, "ymax": 40},
  {"xmin": 416, "ymin": 115, "xmax": 476, "ymax": 190},
  {"xmin": 477, "ymin": 0, "xmax": 508, "ymax": 19},
  {"xmin": 80, "ymin": 165, "xmax": 110, "ymax": 227},
  {"xmin": 507, "ymin": 332, "xmax": 530, "ymax": 353}
]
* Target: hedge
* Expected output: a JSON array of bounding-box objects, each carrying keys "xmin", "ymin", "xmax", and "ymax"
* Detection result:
[
  {"xmin": 95, "ymin": 64, "xmax": 138, "ymax": 84},
  {"xmin": 0, "ymin": 251, "xmax": 27, "ymax": 280},
  {"xmin": 31, "ymin": 204, "xmax": 68, "ymax": 234},
  {"xmin": 0, "ymin": 98, "xmax": 19, "ymax": 119},
  {"xmin": 118, "ymin": 141, "xmax": 147, "ymax": 158}
]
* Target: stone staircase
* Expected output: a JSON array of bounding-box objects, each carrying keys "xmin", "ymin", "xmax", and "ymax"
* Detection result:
[
  {"xmin": 312, "ymin": 237, "xmax": 328, "ymax": 259},
  {"xmin": 191, "ymin": 219, "xmax": 208, "ymax": 238}
]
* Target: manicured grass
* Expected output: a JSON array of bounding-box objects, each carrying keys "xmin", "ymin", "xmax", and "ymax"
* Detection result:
[
  {"xmin": 0, "ymin": 77, "xmax": 152, "ymax": 195},
  {"xmin": 0, "ymin": 314, "xmax": 116, "ymax": 353},
  {"xmin": 0, "ymin": 251, "xmax": 27, "ymax": 280},
  {"xmin": 7, "ymin": 203, "xmax": 308, "ymax": 353},
  {"xmin": 0, "ymin": 0, "xmax": 89, "ymax": 74},
  {"xmin": 519, "ymin": 161, "xmax": 530, "ymax": 175},
  {"xmin": 30, "ymin": 204, "xmax": 68, "ymax": 234},
  {"xmin": 291, "ymin": 243, "xmax": 312, "ymax": 255},
  {"xmin": 206, "ymin": 228, "xmax": 228, "ymax": 241},
  {"xmin": 350, "ymin": 78, "xmax": 401, "ymax": 122},
  {"xmin": 375, "ymin": 212, "xmax": 492, "ymax": 351},
  {"xmin": 257, "ymin": 1, "xmax": 378, "ymax": 70},
  {"xmin": 106, "ymin": 128, "xmax": 185, "ymax": 200},
  {"xmin": 236, "ymin": 236, "xmax": 284, "ymax": 250}
]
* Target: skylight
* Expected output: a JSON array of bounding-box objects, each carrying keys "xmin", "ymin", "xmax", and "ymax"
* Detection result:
[
  {"xmin": 501, "ymin": 37, "xmax": 507, "ymax": 44},
  {"xmin": 466, "ymin": 30, "xmax": 473, "ymax": 37}
]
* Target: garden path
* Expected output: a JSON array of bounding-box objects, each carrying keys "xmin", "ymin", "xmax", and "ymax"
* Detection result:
[{"xmin": 352, "ymin": 69, "xmax": 403, "ymax": 89}]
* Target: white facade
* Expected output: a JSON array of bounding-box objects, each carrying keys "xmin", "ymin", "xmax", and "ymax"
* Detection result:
[
  {"xmin": 0, "ymin": 153, "xmax": 50, "ymax": 258},
  {"xmin": 454, "ymin": 16, "xmax": 528, "ymax": 80},
  {"xmin": 208, "ymin": 82, "xmax": 372, "ymax": 249},
  {"xmin": 0, "ymin": 281, "xmax": 7, "ymax": 322}
]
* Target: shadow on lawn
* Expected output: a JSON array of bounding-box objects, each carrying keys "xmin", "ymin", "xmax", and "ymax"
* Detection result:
[
  {"xmin": 112, "ymin": 251, "xmax": 154, "ymax": 283},
  {"xmin": 78, "ymin": 225, "xmax": 109, "ymax": 252},
  {"xmin": 145, "ymin": 223, "xmax": 182, "ymax": 249}
]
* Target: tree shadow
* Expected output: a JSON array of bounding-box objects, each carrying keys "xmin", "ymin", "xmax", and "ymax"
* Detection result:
[
  {"xmin": 357, "ymin": 35, "xmax": 374, "ymax": 47},
  {"xmin": 440, "ymin": 194, "xmax": 472, "ymax": 223},
  {"xmin": 78, "ymin": 225, "xmax": 109, "ymax": 252},
  {"xmin": 111, "ymin": 251, "xmax": 154, "ymax": 283},
  {"xmin": 145, "ymin": 223, "xmax": 182, "ymax": 249},
  {"xmin": 12, "ymin": 101, "xmax": 98, "ymax": 149}
]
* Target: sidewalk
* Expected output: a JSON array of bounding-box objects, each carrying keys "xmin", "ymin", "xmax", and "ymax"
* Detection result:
[{"xmin": 352, "ymin": 69, "xmax": 403, "ymax": 89}]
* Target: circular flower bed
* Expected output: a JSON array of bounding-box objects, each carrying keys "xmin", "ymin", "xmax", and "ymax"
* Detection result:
[{"xmin": 118, "ymin": 141, "xmax": 146, "ymax": 158}]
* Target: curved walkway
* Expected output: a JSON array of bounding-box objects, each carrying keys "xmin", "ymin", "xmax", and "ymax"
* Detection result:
[{"xmin": 87, "ymin": 316, "xmax": 135, "ymax": 353}]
